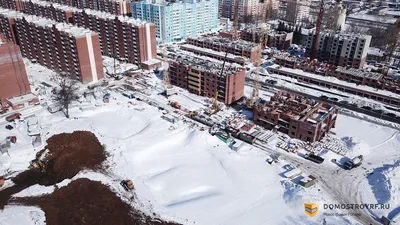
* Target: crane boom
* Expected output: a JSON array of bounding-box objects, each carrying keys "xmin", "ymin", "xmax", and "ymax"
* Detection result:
[{"xmin": 310, "ymin": 0, "xmax": 324, "ymax": 60}]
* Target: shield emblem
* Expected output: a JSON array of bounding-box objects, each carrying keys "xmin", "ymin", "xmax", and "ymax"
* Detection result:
[{"xmin": 304, "ymin": 202, "xmax": 319, "ymax": 217}]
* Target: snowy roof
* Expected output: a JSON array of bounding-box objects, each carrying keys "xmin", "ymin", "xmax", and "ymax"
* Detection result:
[
  {"xmin": 171, "ymin": 51, "xmax": 244, "ymax": 76},
  {"xmin": 189, "ymin": 35, "xmax": 260, "ymax": 51},
  {"xmin": 368, "ymin": 47, "xmax": 384, "ymax": 57},
  {"xmin": 21, "ymin": 0, "xmax": 80, "ymax": 12},
  {"xmin": 347, "ymin": 13, "xmax": 397, "ymax": 24},
  {"xmin": 181, "ymin": 44, "xmax": 248, "ymax": 62},
  {"xmin": 268, "ymin": 65, "xmax": 400, "ymax": 99},
  {"xmin": 7, "ymin": 93, "xmax": 38, "ymax": 105},
  {"xmin": 335, "ymin": 67, "xmax": 383, "ymax": 80},
  {"xmin": 82, "ymin": 9, "xmax": 150, "ymax": 26},
  {"xmin": 0, "ymin": 8, "xmax": 24, "ymax": 19}
]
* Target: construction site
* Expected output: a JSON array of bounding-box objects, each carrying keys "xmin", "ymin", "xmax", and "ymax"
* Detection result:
[{"xmin": 253, "ymin": 91, "xmax": 338, "ymax": 142}]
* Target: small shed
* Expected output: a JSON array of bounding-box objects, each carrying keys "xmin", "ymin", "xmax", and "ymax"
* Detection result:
[
  {"xmin": 299, "ymin": 175, "xmax": 317, "ymax": 188},
  {"xmin": 232, "ymin": 140, "xmax": 244, "ymax": 151},
  {"xmin": 216, "ymin": 131, "xmax": 232, "ymax": 144},
  {"xmin": 32, "ymin": 135, "xmax": 42, "ymax": 148},
  {"xmin": 161, "ymin": 114, "xmax": 178, "ymax": 124}
]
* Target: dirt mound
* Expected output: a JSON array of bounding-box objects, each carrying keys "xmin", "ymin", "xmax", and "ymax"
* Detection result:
[
  {"xmin": 0, "ymin": 131, "xmax": 105, "ymax": 209},
  {"xmin": 40, "ymin": 131, "xmax": 106, "ymax": 186},
  {"xmin": 14, "ymin": 178, "xmax": 181, "ymax": 225}
]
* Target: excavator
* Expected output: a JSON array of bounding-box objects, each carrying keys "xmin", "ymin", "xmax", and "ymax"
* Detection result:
[{"xmin": 120, "ymin": 179, "xmax": 134, "ymax": 191}]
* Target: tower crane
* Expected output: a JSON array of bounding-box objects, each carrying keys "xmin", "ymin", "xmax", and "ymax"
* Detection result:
[
  {"xmin": 247, "ymin": 1, "xmax": 270, "ymax": 109},
  {"xmin": 310, "ymin": 0, "xmax": 324, "ymax": 60}
]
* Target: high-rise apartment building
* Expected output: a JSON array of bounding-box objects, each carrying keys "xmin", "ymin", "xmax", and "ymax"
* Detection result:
[
  {"xmin": 72, "ymin": 9, "xmax": 157, "ymax": 67},
  {"xmin": 6, "ymin": 0, "xmax": 158, "ymax": 68},
  {"xmin": 168, "ymin": 52, "xmax": 245, "ymax": 105},
  {"xmin": 0, "ymin": 9, "xmax": 104, "ymax": 83},
  {"xmin": 132, "ymin": 0, "xmax": 218, "ymax": 44},
  {"xmin": 302, "ymin": 31, "xmax": 371, "ymax": 69}
]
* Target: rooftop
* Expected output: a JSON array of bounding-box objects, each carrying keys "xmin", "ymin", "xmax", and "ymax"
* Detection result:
[
  {"xmin": 83, "ymin": 9, "xmax": 150, "ymax": 26},
  {"xmin": 0, "ymin": 8, "xmax": 24, "ymax": 19},
  {"xmin": 335, "ymin": 66, "xmax": 383, "ymax": 80},
  {"xmin": 181, "ymin": 44, "xmax": 248, "ymax": 63},
  {"xmin": 189, "ymin": 35, "xmax": 260, "ymax": 51},
  {"xmin": 170, "ymin": 51, "xmax": 244, "ymax": 76},
  {"xmin": 347, "ymin": 12, "xmax": 397, "ymax": 24}
]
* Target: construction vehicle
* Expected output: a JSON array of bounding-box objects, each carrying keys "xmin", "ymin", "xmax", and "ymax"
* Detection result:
[
  {"xmin": 304, "ymin": 153, "xmax": 325, "ymax": 164},
  {"xmin": 6, "ymin": 113, "xmax": 21, "ymax": 122},
  {"xmin": 120, "ymin": 179, "xmax": 134, "ymax": 191},
  {"xmin": 0, "ymin": 176, "xmax": 4, "ymax": 187},
  {"xmin": 0, "ymin": 105, "xmax": 9, "ymax": 115},
  {"xmin": 344, "ymin": 155, "xmax": 363, "ymax": 170},
  {"xmin": 168, "ymin": 101, "xmax": 181, "ymax": 109}
]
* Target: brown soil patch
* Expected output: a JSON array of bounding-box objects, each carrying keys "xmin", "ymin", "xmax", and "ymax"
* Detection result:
[
  {"xmin": 13, "ymin": 178, "xmax": 181, "ymax": 225},
  {"xmin": 40, "ymin": 131, "xmax": 106, "ymax": 186}
]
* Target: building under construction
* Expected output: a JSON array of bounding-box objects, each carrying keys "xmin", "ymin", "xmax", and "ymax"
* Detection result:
[
  {"xmin": 186, "ymin": 35, "xmax": 261, "ymax": 63},
  {"xmin": 253, "ymin": 91, "xmax": 338, "ymax": 142},
  {"xmin": 219, "ymin": 28, "xmax": 293, "ymax": 49},
  {"xmin": 168, "ymin": 52, "xmax": 245, "ymax": 105}
]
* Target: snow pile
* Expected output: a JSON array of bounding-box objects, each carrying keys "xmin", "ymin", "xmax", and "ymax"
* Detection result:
[{"xmin": 341, "ymin": 136, "xmax": 371, "ymax": 157}]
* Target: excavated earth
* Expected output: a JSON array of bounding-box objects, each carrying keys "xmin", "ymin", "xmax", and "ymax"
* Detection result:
[
  {"xmin": 0, "ymin": 131, "xmax": 181, "ymax": 224},
  {"xmin": 13, "ymin": 178, "xmax": 180, "ymax": 225}
]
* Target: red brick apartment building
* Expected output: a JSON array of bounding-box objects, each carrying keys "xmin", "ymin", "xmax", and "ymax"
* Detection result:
[
  {"xmin": 186, "ymin": 36, "xmax": 261, "ymax": 63},
  {"xmin": 1, "ymin": 0, "xmax": 131, "ymax": 15},
  {"xmin": 253, "ymin": 91, "xmax": 338, "ymax": 142},
  {"xmin": 7, "ymin": 0, "xmax": 157, "ymax": 68},
  {"xmin": 0, "ymin": 35, "xmax": 32, "ymax": 103},
  {"xmin": 169, "ymin": 54, "xmax": 246, "ymax": 105},
  {"xmin": 21, "ymin": 0, "xmax": 75, "ymax": 23},
  {"xmin": 220, "ymin": 29, "xmax": 293, "ymax": 50},
  {"xmin": 72, "ymin": 9, "xmax": 157, "ymax": 68},
  {"xmin": 0, "ymin": 9, "xmax": 104, "ymax": 83}
]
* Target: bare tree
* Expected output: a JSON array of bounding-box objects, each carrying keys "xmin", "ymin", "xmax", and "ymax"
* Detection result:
[{"xmin": 52, "ymin": 72, "xmax": 79, "ymax": 118}]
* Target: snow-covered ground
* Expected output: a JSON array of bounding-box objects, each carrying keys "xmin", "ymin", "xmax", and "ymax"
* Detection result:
[{"xmin": 0, "ymin": 60, "xmax": 399, "ymax": 225}]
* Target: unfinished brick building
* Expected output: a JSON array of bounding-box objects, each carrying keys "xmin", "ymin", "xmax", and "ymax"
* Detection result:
[
  {"xmin": 186, "ymin": 36, "xmax": 261, "ymax": 63},
  {"xmin": 219, "ymin": 29, "xmax": 293, "ymax": 49},
  {"xmin": 169, "ymin": 53, "xmax": 245, "ymax": 105},
  {"xmin": 253, "ymin": 91, "xmax": 338, "ymax": 142},
  {"xmin": 0, "ymin": 35, "xmax": 31, "ymax": 103}
]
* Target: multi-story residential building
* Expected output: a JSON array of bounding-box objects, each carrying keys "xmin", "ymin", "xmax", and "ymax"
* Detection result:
[
  {"xmin": 132, "ymin": 0, "xmax": 218, "ymax": 44},
  {"xmin": 186, "ymin": 35, "xmax": 261, "ymax": 63},
  {"xmin": 72, "ymin": 9, "xmax": 157, "ymax": 68},
  {"xmin": 7, "ymin": 0, "xmax": 158, "ymax": 68},
  {"xmin": 20, "ymin": 0, "xmax": 76, "ymax": 23},
  {"xmin": 0, "ymin": 0, "xmax": 132, "ymax": 15},
  {"xmin": 253, "ymin": 91, "xmax": 338, "ymax": 142},
  {"xmin": 302, "ymin": 31, "xmax": 371, "ymax": 69},
  {"xmin": 0, "ymin": 34, "xmax": 32, "ymax": 103},
  {"xmin": 0, "ymin": 9, "xmax": 104, "ymax": 83},
  {"xmin": 168, "ymin": 53, "xmax": 245, "ymax": 104}
]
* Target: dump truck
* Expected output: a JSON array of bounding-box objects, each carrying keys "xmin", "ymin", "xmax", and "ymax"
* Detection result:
[
  {"xmin": 5, "ymin": 113, "xmax": 21, "ymax": 122},
  {"xmin": 304, "ymin": 153, "xmax": 324, "ymax": 164},
  {"xmin": 344, "ymin": 155, "xmax": 363, "ymax": 170},
  {"xmin": 120, "ymin": 180, "xmax": 134, "ymax": 191}
]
